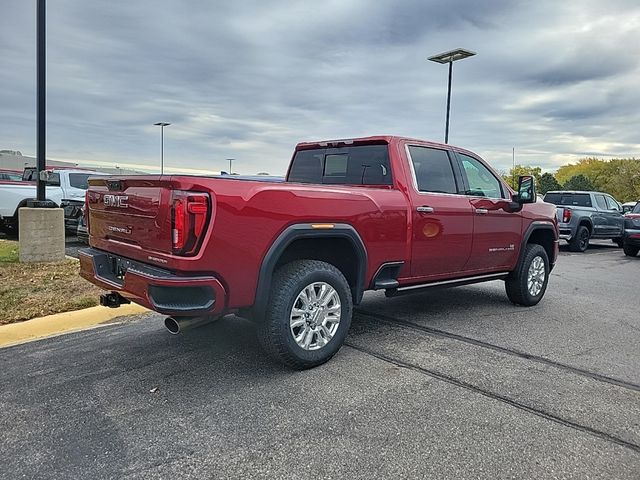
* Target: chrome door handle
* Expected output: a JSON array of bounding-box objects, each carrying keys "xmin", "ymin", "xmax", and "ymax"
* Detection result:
[
  {"xmin": 417, "ymin": 206, "xmax": 434, "ymax": 213},
  {"xmin": 475, "ymin": 208, "xmax": 489, "ymax": 214}
]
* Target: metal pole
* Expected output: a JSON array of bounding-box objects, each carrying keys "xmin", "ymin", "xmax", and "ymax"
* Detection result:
[
  {"xmin": 229, "ymin": 158, "xmax": 233, "ymax": 174},
  {"xmin": 160, "ymin": 125, "xmax": 164, "ymax": 174},
  {"xmin": 444, "ymin": 60, "xmax": 453, "ymax": 144},
  {"xmin": 512, "ymin": 147, "xmax": 515, "ymax": 187},
  {"xmin": 36, "ymin": 0, "xmax": 46, "ymax": 201}
]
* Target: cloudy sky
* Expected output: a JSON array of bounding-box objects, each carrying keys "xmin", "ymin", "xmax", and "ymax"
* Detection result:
[{"xmin": 1, "ymin": 0, "xmax": 639, "ymax": 175}]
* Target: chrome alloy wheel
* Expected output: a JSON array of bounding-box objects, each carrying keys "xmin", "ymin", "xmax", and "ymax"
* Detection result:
[
  {"xmin": 527, "ymin": 256, "xmax": 545, "ymax": 296},
  {"xmin": 290, "ymin": 282, "xmax": 341, "ymax": 351}
]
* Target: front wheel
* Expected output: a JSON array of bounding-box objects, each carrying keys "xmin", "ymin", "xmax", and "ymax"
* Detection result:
[
  {"xmin": 505, "ymin": 244, "xmax": 550, "ymax": 306},
  {"xmin": 257, "ymin": 260, "xmax": 353, "ymax": 370},
  {"xmin": 623, "ymin": 243, "xmax": 639, "ymax": 257},
  {"xmin": 613, "ymin": 237, "xmax": 624, "ymax": 248}
]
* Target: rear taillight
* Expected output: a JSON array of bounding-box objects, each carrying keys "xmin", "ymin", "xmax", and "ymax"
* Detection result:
[
  {"xmin": 171, "ymin": 191, "xmax": 211, "ymax": 255},
  {"xmin": 562, "ymin": 208, "xmax": 572, "ymax": 223}
]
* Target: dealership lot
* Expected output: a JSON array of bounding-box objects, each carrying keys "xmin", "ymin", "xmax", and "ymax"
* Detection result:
[{"xmin": 1, "ymin": 241, "xmax": 638, "ymax": 479}]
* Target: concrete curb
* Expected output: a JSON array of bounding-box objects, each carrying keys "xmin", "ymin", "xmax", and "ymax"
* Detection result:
[{"xmin": 0, "ymin": 304, "xmax": 149, "ymax": 348}]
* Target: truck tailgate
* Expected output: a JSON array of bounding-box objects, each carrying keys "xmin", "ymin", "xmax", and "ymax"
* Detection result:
[{"xmin": 87, "ymin": 177, "xmax": 173, "ymax": 255}]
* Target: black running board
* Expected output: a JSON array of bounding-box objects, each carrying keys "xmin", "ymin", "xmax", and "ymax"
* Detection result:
[{"xmin": 385, "ymin": 272, "xmax": 510, "ymax": 297}]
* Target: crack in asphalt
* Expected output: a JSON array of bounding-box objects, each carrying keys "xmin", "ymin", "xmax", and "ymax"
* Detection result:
[
  {"xmin": 344, "ymin": 342, "xmax": 640, "ymax": 454},
  {"xmin": 356, "ymin": 309, "xmax": 640, "ymax": 393}
]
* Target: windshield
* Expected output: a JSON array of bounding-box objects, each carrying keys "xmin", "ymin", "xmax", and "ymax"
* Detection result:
[{"xmin": 633, "ymin": 203, "xmax": 640, "ymax": 214}]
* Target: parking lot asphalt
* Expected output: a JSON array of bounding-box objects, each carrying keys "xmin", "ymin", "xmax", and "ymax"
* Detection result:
[{"xmin": 1, "ymin": 241, "xmax": 638, "ymax": 479}]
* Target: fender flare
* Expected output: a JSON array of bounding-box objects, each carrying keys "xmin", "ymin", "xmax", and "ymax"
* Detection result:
[
  {"xmin": 253, "ymin": 223, "xmax": 368, "ymax": 317},
  {"xmin": 516, "ymin": 221, "xmax": 558, "ymax": 272},
  {"xmin": 576, "ymin": 217, "xmax": 594, "ymax": 233}
]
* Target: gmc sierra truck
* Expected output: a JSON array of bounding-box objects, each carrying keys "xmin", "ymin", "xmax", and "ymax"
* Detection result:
[
  {"xmin": 79, "ymin": 136, "xmax": 559, "ymax": 369},
  {"xmin": 543, "ymin": 190, "xmax": 625, "ymax": 252}
]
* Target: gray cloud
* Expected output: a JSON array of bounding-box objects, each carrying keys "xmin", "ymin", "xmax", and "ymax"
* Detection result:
[{"xmin": 1, "ymin": 0, "xmax": 639, "ymax": 175}]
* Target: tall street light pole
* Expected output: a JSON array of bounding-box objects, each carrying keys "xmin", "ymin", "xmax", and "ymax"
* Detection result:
[
  {"xmin": 153, "ymin": 122, "xmax": 170, "ymax": 174},
  {"xmin": 428, "ymin": 48, "xmax": 476, "ymax": 144},
  {"xmin": 226, "ymin": 158, "xmax": 235, "ymax": 174},
  {"xmin": 36, "ymin": 0, "xmax": 46, "ymax": 202}
]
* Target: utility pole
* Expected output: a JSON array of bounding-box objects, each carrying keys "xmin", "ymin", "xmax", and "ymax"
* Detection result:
[
  {"xmin": 36, "ymin": 0, "xmax": 46, "ymax": 201},
  {"xmin": 153, "ymin": 122, "xmax": 170, "ymax": 174},
  {"xmin": 512, "ymin": 146, "xmax": 515, "ymax": 187},
  {"xmin": 227, "ymin": 158, "xmax": 235, "ymax": 174},
  {"xmin": 428, "ymin": 48, "xmax": 476, "ymax": 144},
  {"xmin": 19, "ymin": 0, "xmax": 65, "ymax": 263}
]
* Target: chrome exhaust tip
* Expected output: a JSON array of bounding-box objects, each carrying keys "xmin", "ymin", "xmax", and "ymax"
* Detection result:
[{"xmin": 164, "ymin": 315, "xmax": 219, "ymax": 335}]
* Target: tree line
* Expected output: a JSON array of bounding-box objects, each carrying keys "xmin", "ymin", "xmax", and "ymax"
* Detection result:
[{"xmin": 502, "ymin": 158, "xmax": 640, "ymax": 202}]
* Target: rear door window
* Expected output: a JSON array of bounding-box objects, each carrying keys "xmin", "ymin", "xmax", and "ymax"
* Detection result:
[
  {"xmin": 288, "ymin": 145, "xmax": 392, "ymax": 186},
  {"xmin": 594, "ymin": 195, "xmax": 607, "ymax": 209},
  {"xmin": 407, "ymin": 146, "xmax": 458, "ymax": 194}
]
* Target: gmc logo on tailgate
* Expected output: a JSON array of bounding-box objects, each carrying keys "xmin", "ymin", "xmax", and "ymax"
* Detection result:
[{"xmin": 103, "ymin": 194, "xmax": 129, "ymax": 208}]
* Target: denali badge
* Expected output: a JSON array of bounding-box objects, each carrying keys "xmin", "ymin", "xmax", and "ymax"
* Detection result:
[
  {"xmin": 108, "ymin": 225, "xmax": 132, "ymax": 234},
  {"xmin": 489, "ymin": 244, "xmax": 515, "ymax": 252},
  {"xmin": 104, "ymin": 194, "xmax": 129, "ymax": 208}
]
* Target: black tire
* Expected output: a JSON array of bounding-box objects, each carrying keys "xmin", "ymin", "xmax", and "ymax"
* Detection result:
[
  {"xmin": 505, "ymin": 244, "xmax": 550, "ymax": 306},
  {"xmin": 0, "ymin": 221, "xmax": 18, "ymax": 239},
  {"xmin": 613, "ymin": 238, "xmax": 624, "ymax": 248},
  {"xmin": 623, "ymin": 243, "xmax": 639, "ymax": 257},
  {"xmin": 568, "ymin": 225, "xmax": 590, "ymax": 252},
  {"xmin": 257, "ymin": 260, "xmax": 353, "ymax": 370}
]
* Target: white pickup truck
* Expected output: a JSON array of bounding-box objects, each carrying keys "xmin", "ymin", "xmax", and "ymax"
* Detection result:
[{"xmin": 0, "ymin": 168, "xmax": 101, "ymax": 236}]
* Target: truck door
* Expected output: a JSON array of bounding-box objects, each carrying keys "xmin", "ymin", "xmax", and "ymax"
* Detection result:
[
  {"xmin": 455, "ymin": 153, "xmax": 522, "ymax": 271},
  {"xmin": 593, "ymin": 194, "xmax": 610, "ymax": 236},
  {"xmin": 604, "ymin": 195, "xmax": 624, "ymax": 236},
  {"xmin": 405, "ymin": 145, "xmax": 474, "ymax": 278}
]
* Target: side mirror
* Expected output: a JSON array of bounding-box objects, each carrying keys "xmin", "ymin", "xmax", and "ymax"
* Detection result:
[{"xmin": 515, "ymin": 175, "xmax": 536, "ymax": 204}]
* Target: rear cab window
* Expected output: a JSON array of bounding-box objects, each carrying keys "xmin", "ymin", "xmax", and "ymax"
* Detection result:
[
  {"xmin": 68, "ymin": 173, "xmax": 92, "ymax": 189},
  {"xmin": 288, "ymin": 145, "xmax": 392, "ymax": 186},
  {"xmin": 544, "ymin": 193, "xmax": 593, "ymax": 207}
]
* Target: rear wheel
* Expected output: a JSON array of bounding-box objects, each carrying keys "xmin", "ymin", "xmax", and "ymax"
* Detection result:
[
  {"xmin": 623, "ymin": 243, "xmax": 639, "ymax": 257},
  {"xmin": 257, "ymin": 260, "xmax": 353, "ymax": 370},
  {"xmin": 568, "ymin": 225, "xmax": 590, "ymax": 252},
  {"xmin": 505, "ymin": 244, "xmax": 550, "ymax": 306},
  {"xmin": 0, "ymin": 219, "xmax": 18, "ymax": 239}
]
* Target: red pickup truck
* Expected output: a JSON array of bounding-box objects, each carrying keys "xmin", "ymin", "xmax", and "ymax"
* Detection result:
[{"xmin": 80, "ymin": 136, "xmax": 559, "ymax": 369}]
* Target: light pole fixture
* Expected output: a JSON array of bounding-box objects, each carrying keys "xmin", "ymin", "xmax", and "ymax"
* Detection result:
[
  {"xmin": 428, "ymin": 48, "xmax": 476, "ymax": 144},
  {"xmin": 226, "ymin": 158, "xmax": 235, "ymax": 175},
  {"xmin": 153, "ymin": 122, "xmax": 171, "ymax": 174}
]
